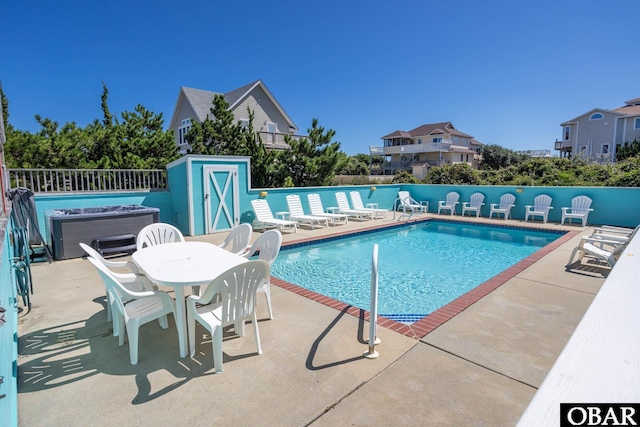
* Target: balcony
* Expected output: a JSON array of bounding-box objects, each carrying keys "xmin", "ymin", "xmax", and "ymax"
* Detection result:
[
  {"xmin": 372, "ymin": 140, "xmax": 453, "ymax": 156},
  {"xmin": 554, "ymin": 139, "xmax": 573, "ymax": 151}
]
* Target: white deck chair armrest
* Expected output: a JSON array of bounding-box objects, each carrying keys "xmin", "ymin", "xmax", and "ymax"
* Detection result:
[
  {"xmin": 123, "ymin": 288, "xmax": 168, "ymax": 299},
  {"xmin": 581, "ymin": 236, "xmax": 626, "ymax": 246},
  {"xmin": 593, "ymin": 226, "xmax": 633, "ymax": 235}
]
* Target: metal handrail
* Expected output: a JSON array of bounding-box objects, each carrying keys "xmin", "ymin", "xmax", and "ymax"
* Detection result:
[{"xmin": 393, "ymin": 197, "xmax": 414, "ymax": 221}]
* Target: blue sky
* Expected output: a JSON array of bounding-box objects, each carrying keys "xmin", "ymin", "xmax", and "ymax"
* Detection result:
[{"xmin": 2, "ymin": 0, "xmax": 639, "ymax": 155}]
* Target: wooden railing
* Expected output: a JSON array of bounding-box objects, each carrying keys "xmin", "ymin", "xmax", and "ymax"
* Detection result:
[{"xmin": 7, "ymin": 168, "xmax": 167, "ymax": 193}]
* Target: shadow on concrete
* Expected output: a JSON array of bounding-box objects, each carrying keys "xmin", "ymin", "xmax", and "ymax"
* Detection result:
[{"xmin": 305, "ymin": 307, "xmax": 368, "ymax": 371}]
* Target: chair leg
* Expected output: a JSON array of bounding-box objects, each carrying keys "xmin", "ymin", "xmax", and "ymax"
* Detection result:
[
  {"xmin": 252, "ymin": 312, "xmax": 262, "ymax": 355},
  {"xmin": 263, "ymin": 286, "xmax": 273, "ymax": 320},
  {"xmin": 188, "ymin": 310, "xmax": 196, "ymax": 357},
  {"xmin": 106, "ymin": 294, "xmax": 112, "ymax": 322},
  {"xmin": 127, "ymin": 322, "xmax": 139, "ymax": 365},
  {"xmin": 567, "ymin": 247, "xmax": 580, "ymax": 267},
  {"xmin": 116, "ymin": 314, "xmax": 126, "ymax": 346},
  {"xmin": 212, "ymin": 327, "xmax": 223, "ymax": 373},
  {"xmin": 158, "ymin": 314, "xmax": 169, "ymax": 329}
]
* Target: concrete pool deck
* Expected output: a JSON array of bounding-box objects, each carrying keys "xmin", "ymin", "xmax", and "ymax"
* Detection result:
[{"xmin": 17, "ymin": 213, "xmax": 608, "ymax": 426}]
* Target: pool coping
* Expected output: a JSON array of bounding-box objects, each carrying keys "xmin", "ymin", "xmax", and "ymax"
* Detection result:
[{"xmin": 272, "ymin": 218, "xmax": 582, "ymax": 340}]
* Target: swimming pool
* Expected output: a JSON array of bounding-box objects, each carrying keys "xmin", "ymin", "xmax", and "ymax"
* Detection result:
[{"xmin": 271, "ymin": 220, "xmax": 562, "ymax": 323}]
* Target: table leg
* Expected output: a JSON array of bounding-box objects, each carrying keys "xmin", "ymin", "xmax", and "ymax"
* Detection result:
[{"xmin": 173, "ymin": 287, "xmax": 188, "ymax": 358}]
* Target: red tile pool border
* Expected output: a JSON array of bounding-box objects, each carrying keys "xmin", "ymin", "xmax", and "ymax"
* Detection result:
[{"xmin": 271, "ymin": 220, "xmax": 582, "ymax": 340}]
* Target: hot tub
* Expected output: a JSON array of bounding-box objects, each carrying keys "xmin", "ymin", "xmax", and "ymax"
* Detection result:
[{"xmin": 45, "ymin": 205, "xmax": 160, "ymax": 260}]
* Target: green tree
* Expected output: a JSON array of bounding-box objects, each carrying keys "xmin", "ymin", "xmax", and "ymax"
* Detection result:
[
  {"xmin": 3, "ymin": 83, "xmax": 179, "ymax": 170},
  {"xmin": 616, "ymin": 138, "xmax": 640, "ymax": 161},
  {"xmin": 391, "ymin": 170, "xmax": 418, "ymax": 184},
  {"xmin": 0, "ymin": 81, "xmax": 9, "ymax": 134},
  {"xmin": 235, "ymin": 109, "xmax": 278, "ymax": 188},
  {"xmin": 276, "ymin": 118, "xmax": 345, "ymax": 187},
  {"xmin": 185, "ymin": 94, "xmax": 243, "ymax": 155},
  {"xmin": 340, "ymin": 154, "xmax": 369, "ymax": 175},
  {"xmin": 479, "ymin": 144, "xmax": 526, "ymax": 170}
]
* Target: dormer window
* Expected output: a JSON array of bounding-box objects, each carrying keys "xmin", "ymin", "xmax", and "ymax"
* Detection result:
[
  {"xmin": 178, "ymin": 118, "xmax": 191, "ymax": 146},
  {"xmin": 590, "ymin": 113, "xmax": 604, "ymax": 121}
]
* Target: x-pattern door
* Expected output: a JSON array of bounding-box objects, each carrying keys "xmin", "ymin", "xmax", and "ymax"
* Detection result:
[{"xmin": 204, "ymin": 166, "xmax": 239, "ymax": 233}]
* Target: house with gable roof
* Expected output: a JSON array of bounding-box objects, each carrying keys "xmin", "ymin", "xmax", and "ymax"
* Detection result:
[
  {"xmin": 169, "ymin": 80, "xmax": 299, "ymax": 155},
  {"xmin": 555, "ymin": 97, "xmax": 640, "ymax": 162},
  {"xmin": 371, "ymin": 122, "xmax": 482, "ymax": 178}
]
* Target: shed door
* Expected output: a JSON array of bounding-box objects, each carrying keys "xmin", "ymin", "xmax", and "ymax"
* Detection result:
[{"xmin": 203, "ymin": 165, "xmax": 239, "ymax": 233}]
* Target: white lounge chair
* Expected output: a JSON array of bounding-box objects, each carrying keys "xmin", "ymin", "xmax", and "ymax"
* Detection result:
[
  {"xmin": 250, "ymin": 199, "xmax": 297, "ymax": 233},
  {"xmin": 397, "ymin": 191, "xmax": 428, "ymax": 213},
  {"xmin": 561, "ymin": 195, "xmax": 593, "ymax": 226},
  {"xmin": 286, "ymin": 195, "xmax": 329, "ymax": 229},
  {"xmin": 335, "ymin": 192, "xmax": 374, "ymax": 220},
  {"xmin": 218, "ymin": 223, "xmax": 253, "ymax": 255},
  {"xmin": 137, "ymin": 223, "xmax": 185, "ymax": 250},
  {"xmin": 437, "ymin": 192, "xmax": 460, "ymax": 215},
  {"xmin": 525, "ymin": 194, "xmax": 553, "ymax": 224},
  {"xmin": 489, "ymin": 193, "xmax": 516, "ymax": 219},
  {"xmin": 187, "ymin": 260, "xmax": 269, "ymax": 373},
  {"xmin": 349, "ymin": 191, "xmax": 388, "ymax": 219},
  {"xmin": 87, "ymin": 257, "xmax": 176, "ymax": 365},
  {"xmin": 242, "ymin": 229, "xmax": 282, "ymax": 320},
  {"xmin": 567, "ymin": 234, "xmax": 634, "ymax": 269},
  {"xmin": 307, "ymin": 193, "xmax": 348, "ymax": 225},
  {"xmin": 461, "ymin": 192, "xmax": 485, "ymax": 217}
]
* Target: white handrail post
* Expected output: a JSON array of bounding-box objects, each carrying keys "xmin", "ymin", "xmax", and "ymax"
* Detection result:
[{"xmin": 364, "ymin": 244, "xmax": 381, "ymax": 359}]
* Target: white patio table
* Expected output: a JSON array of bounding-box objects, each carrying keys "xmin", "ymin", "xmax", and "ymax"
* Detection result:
[{"xmin": 132, "ymin": 241, "xmax": 247, "ymax": 358}]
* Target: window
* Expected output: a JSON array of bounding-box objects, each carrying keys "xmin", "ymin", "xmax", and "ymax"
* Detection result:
[
  {"xmin": 418, "ymin": 138, "xmax": 422, "ymax": 144},
  {"xmin": 460, "ymin": 154, "xmax": 463, "ymax": 161},
  {"xmin": 432, "ymin": 137, "xmax": 442, "ymax": 143},
  {"xmin": 602, "ymin": 144, "xmax": 609, "ymax": 154},
  {"xmin": 564, "ymin": 126, "xmax": 571, "ymax": 141},
  {"xmin": 178, "ymin": 118, "xmax": 191, "ymax": 146},
  {"xmin": 635, "ymin": 118, "xmax": 640, "ymax": 130},
  {"xmin": 590, "ymin": 113, "xmax": 604, "ymax": 120},
  {"xmin": 266, "ymin": 122, "xmax": 277, "ymax": 133},
  {"xmin": 239, "ymin": 118, "xmax": 249, "ymax": 128}
]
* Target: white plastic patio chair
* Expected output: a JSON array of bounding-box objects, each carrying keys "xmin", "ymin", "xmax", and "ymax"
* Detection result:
[
  {"xmin": 489, "ymin": 193, "xmax": 516, "ymax": 219},
  {"xmin": 561, "ymin": 196, "xmax": 594, "ymax": 226},
  {"xmin": 87, "ymin": 257, "xmax": 176, "ymax": 365},
  {"xmin": 349, "ymin": 191, "xmax": 388, "ymax": 219},
  {"xmin": 187, "ymin": 260, "xmax": 269, "ymax": 373},
  {"xmin": 79, "ymin": 242, "xmax": 156, "ymax": 334},
  {"xmin": 286, "ymin": 194, "xmax": 329, "ymax": 229},
  {"xmin": 335, "ymin": 192, "xmax": 374, "ymax": 220},
  {"xmin": 218, "ymin": 223, "xmax": 252, "ymax": 255},
  {"xmin": 242, "ymin": 229, "xmax": 282, "ymax": 320},
  {"xmin": 250, "ymin": 199, "xmax": 298, "ymax": 233},
  {"xmin": 136, "ymin": 223, "xmax": 185, "ymax": 250},
  {"xmin": 525, "ymin": 194, "xmax": 554, "ymax": 224},
  {"xmin": 437, "ymin": 192, "xmax": 460, "ymax": 215},
  {"xmin": 461, "ymin": 192, "xmax": 485, "ymax": 217},
  {"xmin": 397, "ymin": 191, "xmax": 428, "ymax": 213},
  {"xmin": 307, "ymin": 193, "xmax": 348, "ymax": 225}
]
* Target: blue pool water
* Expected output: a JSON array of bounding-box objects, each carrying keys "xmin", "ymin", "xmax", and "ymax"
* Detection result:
[{"xmin": 271, "ymin": 220, "xmax": 562, "ymax": 322}]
